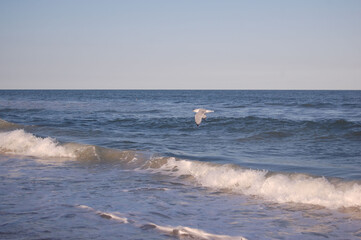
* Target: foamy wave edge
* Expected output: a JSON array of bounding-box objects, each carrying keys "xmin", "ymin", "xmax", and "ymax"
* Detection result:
[
  {"xmin": 1, "ymin": 129, "xmax": 360, "ymax": 210},
  {"xmin": 0, "ymin": 129, "xmax": 143, "ymax": 164},
  {"xmin": 0, "ymin": 129, "xmax": 75, "ymax": 158},
  {"xmin": 77, "ymin": 205, "xmax": 247, "ymax": 240},
  {"xmin": 156, "ymin": 158, "xmax": 361, "ymax": 210}
]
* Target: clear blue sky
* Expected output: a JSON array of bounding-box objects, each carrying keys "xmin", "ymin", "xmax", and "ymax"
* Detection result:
[{"xmin": 1, "ymin": 0, "xmax": 360, "ymax": 89}]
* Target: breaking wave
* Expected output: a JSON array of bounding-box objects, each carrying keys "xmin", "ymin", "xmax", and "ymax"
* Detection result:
[
  {"xmin": 0, "ymin": 129, "xmax": 75, "ymax": 158},
  {"xmin": 1, "ymin": 129, "xmax": 361, "ymax": 210},
  {"xmin": 156, "ymin": 159, "xmax": 361, "ymax": 209},
  {"xmin": 0, "ymin": 129, "xmax": 143, "ymax": 165}
]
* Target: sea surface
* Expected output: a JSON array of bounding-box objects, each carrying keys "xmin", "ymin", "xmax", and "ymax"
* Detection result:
[{"xmin": 0, "ymin": 90, "xmax": 361, "ymax": 239}]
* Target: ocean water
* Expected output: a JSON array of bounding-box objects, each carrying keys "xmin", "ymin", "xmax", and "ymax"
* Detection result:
[{"xmin": 0, "ymin": 90, "xmax": 360, "ymax": 239}]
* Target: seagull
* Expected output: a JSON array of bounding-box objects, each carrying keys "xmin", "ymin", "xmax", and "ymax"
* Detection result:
[{"xmin": 193, "ymin": 108, "xmax": 214, "ymax": 126}]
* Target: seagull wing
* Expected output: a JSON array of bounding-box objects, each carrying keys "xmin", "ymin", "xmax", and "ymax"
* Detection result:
[
  {"xmin": 195, "ymin": 111, "xmax": 206, "ymax": 126},
  {"xmin": 193, "ymin": 109, "xmax": 213, "ymax": 126}
]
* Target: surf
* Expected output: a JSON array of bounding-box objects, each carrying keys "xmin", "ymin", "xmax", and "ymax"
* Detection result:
[
  {"xmin": 156, "ymin": 158, "xmax": 361, "ymax": 209},
  {"xmin": 1, "ymin": 128, "xmax": 360, "ymax": 210},
  {"xmin": 0, "ymin": 129, "xmax": 75, "ymax": 158}
]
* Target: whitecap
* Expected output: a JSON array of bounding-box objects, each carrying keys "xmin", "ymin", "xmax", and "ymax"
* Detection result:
[{"xmin": 158, "ymin": 158, "xmax": 361, "ymax": 210}]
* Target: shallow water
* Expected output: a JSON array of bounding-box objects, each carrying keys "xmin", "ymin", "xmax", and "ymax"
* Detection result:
[{"xmin": 1, "ymin": 90, "xmax": 361, "ymax": 239}]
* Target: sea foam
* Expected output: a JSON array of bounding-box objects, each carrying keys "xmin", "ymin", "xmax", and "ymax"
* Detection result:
[
  {"xmin": 0, "ymin": 129, "xmax": 75, "ymax": 158},
  {"xmin": 77, "ymin": 205, "xmax": 247, "ymax": 240},
  {"xmin": 158, "ymin": 158, "xmax": 361, "ymax": 209}
]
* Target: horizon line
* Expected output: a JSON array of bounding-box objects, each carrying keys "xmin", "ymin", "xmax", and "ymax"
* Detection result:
[{"xmin": 0, "ymin": 88, "xmax": 360, "ymax": 91}]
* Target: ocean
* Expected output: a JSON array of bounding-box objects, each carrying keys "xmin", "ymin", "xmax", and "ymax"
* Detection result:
[{"xmin": 0, "ymin": 90, "xmax": 360, "ymax": 239}]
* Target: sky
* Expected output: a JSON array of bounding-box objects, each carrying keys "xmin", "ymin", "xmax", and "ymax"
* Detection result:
[{"xmin": 0, "ymin": 0, "xmax": 360, "ymax": 89}]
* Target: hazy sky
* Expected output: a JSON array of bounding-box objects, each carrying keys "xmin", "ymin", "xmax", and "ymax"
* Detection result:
[{"xmin": 0, "ymin": 0, "xmax": 360, "ymax": 89}]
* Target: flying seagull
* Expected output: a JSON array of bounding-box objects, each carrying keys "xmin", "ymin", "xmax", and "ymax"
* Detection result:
[{"xmin": 193, "ymin": 108, "xmax": 214, "ymax": 126}]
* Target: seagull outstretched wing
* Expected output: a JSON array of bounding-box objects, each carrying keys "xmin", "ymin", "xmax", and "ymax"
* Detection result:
[{"xmin": 193, "ymin": 108, "xmax": 214, "ymax": 126}]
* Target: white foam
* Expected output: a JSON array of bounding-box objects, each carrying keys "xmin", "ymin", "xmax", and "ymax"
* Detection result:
[
  {"xmin": 160, "ymin": 158, "xmax": 361, "ymax": 209},
  {"xmin": 77, "ymin": 205, "xmax": 246, "ymax": 239},
  {"xmin": 0, "ymin": 129, "xmax": 75, "ymax": 158},
  {"xmin": 77, "ymin": 205, "xmax": 128, "ymax": 223},
  {"xmin": 151, "ymin": 224, "xmax": 247, "ymax": 240}
]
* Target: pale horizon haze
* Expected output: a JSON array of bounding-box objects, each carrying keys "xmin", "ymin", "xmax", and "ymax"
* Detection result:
[{"xmin": 0, "ymin": 0, "xmax": 360, "ymax": 90}]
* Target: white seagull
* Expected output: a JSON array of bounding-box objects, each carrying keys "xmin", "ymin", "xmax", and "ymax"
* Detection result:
[{"xmin": 193, "ymin": 108, "xmax": 214, "ymax": 126}]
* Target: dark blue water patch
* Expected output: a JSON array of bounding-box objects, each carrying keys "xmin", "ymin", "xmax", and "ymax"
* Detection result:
[
  {"xmin": 108, "ymin": 118, "xmax": 144, "ymax": 124},
  {"xmin": 236, "ymin": 131, "xmax": 292, "ymax": 142},
  {"xmin": 137, "ymin": 109, "xmax": 164, "ymax": 114},
  {"xmin": 0, "ymin": 107, "xmax": 46, "ymax": 114},
  {"xmin": 208, "ymin": 117, "xmax": 360, "ymax": 141},
  {"xmin": 209, "ymin": 116, "xmax": 295, "ymax": 128},
  {"xmin": 300, "ymin": 103, "xmax": 335, "ymax": 108},
  {"xmin": 0, "ymin": 108, "xmax": 15, "ymax": 113},
  {"xmin": 342, "ymin": 103, "xmax": 360, "ymax": 107},
  {"xmin": 344, "ymin": 130, "xmax": 361, "ymax": 140},
  {"xmin": 223, "ymin": 104, "xmax": 247, "ymax": 109},
  {"xmin": 301, "ymin": 119, "xmax": 361, "ymax": 139},
  {"xmin": 106, "ymin": 117, "xmax": 195, "ymax": 131}
]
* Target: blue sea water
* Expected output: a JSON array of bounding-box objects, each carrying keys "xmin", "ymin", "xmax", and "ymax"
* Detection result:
[{"xmin": 0, "ymin": 90, "xmax": 361, "ymax": 239}]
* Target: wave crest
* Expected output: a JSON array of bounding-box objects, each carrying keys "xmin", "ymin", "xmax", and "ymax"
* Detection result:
[
  {"xmin": 158, "ymin": 159, "xmax": 361, "ymax": 209},
  {"xmin": 0, "ymin": 130, "xmax": 145, "ymax": 166},
  {"xmin": 0, "ymin": 129, "xmax": 75, "ymax": 158}
]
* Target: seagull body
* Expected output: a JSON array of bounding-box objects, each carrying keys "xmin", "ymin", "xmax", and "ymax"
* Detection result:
[{"xmin": 193, "ymin": 108, "xmax": 214, "ymax": 126}]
